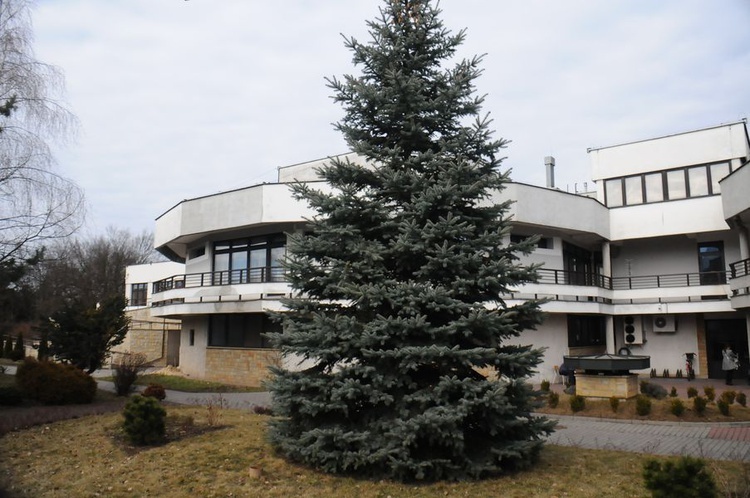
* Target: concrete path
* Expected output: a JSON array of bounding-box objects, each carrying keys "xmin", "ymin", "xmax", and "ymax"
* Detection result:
[{"xmin": 544, "ymin": 414, "xmax": 750, "ymax": 462}]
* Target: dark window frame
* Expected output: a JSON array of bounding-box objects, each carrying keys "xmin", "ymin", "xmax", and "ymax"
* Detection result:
[{"xmin": 130, "ymin": 282, "xmax": 148, "ymax": 307}]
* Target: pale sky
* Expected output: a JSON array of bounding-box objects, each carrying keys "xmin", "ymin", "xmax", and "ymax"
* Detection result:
[{"xmin": 32, "ymin": 0, "xmax": 750, "ymax": 236}]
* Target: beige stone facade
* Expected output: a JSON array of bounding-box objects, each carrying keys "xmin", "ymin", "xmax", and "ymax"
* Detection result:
[
  {"xmin": 204, "ymin": 347, "xmax": 281, "ymax": 387},
  {"xmin": 576, "ymin": 374, "xmax": 639, "ymax": 399},
  {"xmin": 113, "ymin": 308, "xmax": 181, "ymax": 366}
]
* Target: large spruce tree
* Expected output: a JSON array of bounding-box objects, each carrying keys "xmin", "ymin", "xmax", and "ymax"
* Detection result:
[{"xmin": 267, "ymin": 0, "xmax": 554, "ymax": 481}]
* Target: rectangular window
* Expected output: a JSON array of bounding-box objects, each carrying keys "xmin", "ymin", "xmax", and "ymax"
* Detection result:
[
  {"xmin": 688, "ymin": 166, "xmax": 709, "ymax": 197},
  {"xmin": 208, "ymin": 313, "xmax": 278, "ymax": 348},
  {"xmin": 644, "ymin": 173, "xmax": 664, "ymax": 203},
  {"xmin": 189, "ymin": 329, "xmax": 195, "ymax": 346},
  {"xmin": 605, "ymin": 179, "xmax": 623, "ymax": 207},
  {"xmin": 709, "ymin": 162, "xmax": 730, "ymax": 194},
  {"xmin": 698, "ymin": 241, "xmax": 726, "ymax": 285},
  {"xmin": 567, "ymin": 315, "xmax": 606, "ymax": 347},
  {"xmin": 666, "ymin": 170, "xmax": 687, "ymax": 200},
  {"xmin": 624, "ymin": 176, "xmax": 644, "ymax": 205},
  {"xmin": 130, "ymin": 283, "xmax": 147, "ymax": 307},
  {"xmin": 213, "ymin": 234, "xmax": 287, "ymax": 284}
]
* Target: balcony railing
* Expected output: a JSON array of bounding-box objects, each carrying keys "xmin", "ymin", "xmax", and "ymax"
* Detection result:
[
  {"xmin": 730, "ymin": 258, "xmax": 750, "ymax": 279},
  {"xmin": 534, "ymin": 268, "xmax": 729, "ymax": 290},
  {"xmin": 153, "ymin": 267, "xmax": 286, "ymax": 293}
]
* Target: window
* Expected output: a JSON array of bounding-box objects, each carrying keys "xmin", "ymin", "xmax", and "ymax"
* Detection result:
[
  {"xmin": 644, "ymin": 173, "xmax": 664, "ymax": 202},
  {"xmin": 510, "ymin": 234, "xmax": 553, "ymax": 249},
  {"xmin": 567, "ymin": 315, "xmax": 605, "ymax": 347},
  {"xmin": 130, "ymin": 283, "xmax": 147, "ymax": 307},
  {"xmin": 212, "ymin": 234, "xmax": 286, "ymax": 284},
  {"xmin": 189, "ymin": 329, "xmax": 195, "ymax": 346},
  {"xmin": 687, "ymin": 166, "xmax": 709, "ymax": 197},
  {"xmin": 189, "ymin": 246, "xmax": 206, "ymax": 259},
  {"xmin": 709, "ymin": 162, "xmax": 730, "ymax": 194},
  {"xmin": 208, "ymin": 313, "xmax": 280, "ymax": 348},
  {"xmin": 666, "ymin": 170, "xmax": 687, "ymax": 200},
  {"xmin": 698, "ymin": 241, "xmax": 726, "ymax": 285},
  {"xmin": 624, "ymin": 176, "xmax": 643, "ymax": 205},
  {"xmin": 605, "ymin": 179, "xmax": 623, "ymax": 207}
]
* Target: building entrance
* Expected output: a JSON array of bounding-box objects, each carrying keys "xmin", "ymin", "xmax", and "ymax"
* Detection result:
[{"xmin": 705, "ymin": 319, "xmax": 748, "ymax": 381}]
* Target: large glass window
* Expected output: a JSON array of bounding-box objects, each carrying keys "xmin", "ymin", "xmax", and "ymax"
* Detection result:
[
  {"xmin": 643, "ymin": 172, "xmax": 664, "ymax": 202},
  {"xmin": 213, "ymin": 234, "xmax": 286, "ymax": 284},
  {"xmin": 605, "ymin": 179, "xmax": 623, "ymax": 207},
  {"xmin": 688, "ymin": 166, "xmax": 709, "ymax": 197},
  {"xmin": 698, "ymin": 241, "xmax": 726, "ymax": 285},
  {"xmin": 666, "ymin": 170, "xmax": 687, "ymax": 200},
  {"xmin": 624, "ymin": 176, "xmax": 643, "ymax": 205},
  {"xmin": 567, "ymin": 315, "xmax": 606, "ymax": 347},
  {"xmin": 208, "ymin": 313, "xmax": 280, "ymax": 348}
]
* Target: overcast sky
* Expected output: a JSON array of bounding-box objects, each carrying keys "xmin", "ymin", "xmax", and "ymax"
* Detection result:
[{"xmin": 32, "ymin": 0, "xmax": 750, "ymax": 236}]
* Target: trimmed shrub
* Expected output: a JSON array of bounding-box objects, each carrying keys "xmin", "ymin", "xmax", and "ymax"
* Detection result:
[
  {"xmin": 547, "ymin": 391, "xmax": 559, "ymax": 409},
  {"xmin": 635, "ymin": 394, "xmax": 652, "ymax": 416},
  {"xmin": 720, "ymin": 390, "xmax": 737, "ymax": 405},
  {"xmin": 687, "ymin": 387, "xmax": 698, "ymax": 399},
  {"xmin": 640, "ymin": 381, "xmax": 667, "ymax": 400},
  {"xmin": 569, "ymin": 395, "xmax": 585, "ymax": 413},
  {"xmin": 142, "ymin": 383, "xmax": 166, "ymax": 401},
  {"xmin": 643, "ymin": 456, "xmax": 717, "ymax": 498},
  {"xmin": 0, "ymin": 385, "xmax": 24, "ymax": 406},
  {"xmin": 669, "ymin": 398, "xmax": 685, "ymax": 417},
  {"xmin": 662, "ymin": 369, "xmax": 670, "ymax": 378},
  {"xmin": 736, "ymin": 392, "xmax": 747, "ymax": 408},
  {"xmin": 703, "ymin": 386, "xmax": 715, "ymax": 402},
  {"xmin": 669, "ymin": 387, "xmax": 678, "ymax": 398},
  {"xmin": 540, "ymin": 380, "xmax": 550, "ymax": 392},
  {"xmin": 609, "ymin": 396, "xmax": 619, "ymax": 413},
  {"xmin": 122, "ymin": 395, "xmax": 166, "ymax": 446},
  {"xmin": 693, "ymin": 396, "xmax": 708, "ymax": 416},
  {"xmin": 15, "ymin": 358, "xmax": 96, "ymax": 405},
  {"xmin": 717, "ymin": 399, "xmax": 730, "ymax": 416},
  {"xmin": 112, "ymin": 353, "xmax": 148, "ymax": 397}
]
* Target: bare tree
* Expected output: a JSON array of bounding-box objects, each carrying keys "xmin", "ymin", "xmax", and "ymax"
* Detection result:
[
  {"xmin": 0, "ymin": 0, "xmax": 84, "ymax": 264},
  {"xmin": 33, "ymin": 228, "xmax": 161, "ymax": 316}
]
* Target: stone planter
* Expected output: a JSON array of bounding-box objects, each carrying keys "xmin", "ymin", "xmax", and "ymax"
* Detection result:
[{"xmin": 575, "ymin": 373, "xmax": 639, "ymax": 399}]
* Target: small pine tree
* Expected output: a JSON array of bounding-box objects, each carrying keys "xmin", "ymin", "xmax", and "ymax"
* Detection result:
[
  {"xmin": 0, "ymin": 336, "xmax": 10, "ymax": 358},
  {"xmin": 643, "ymin": 457, "xmax": 717, "ymax": 498},
  {"xmin": 267, "ymin": 0, "xmax": 554, "ymax": 481}
]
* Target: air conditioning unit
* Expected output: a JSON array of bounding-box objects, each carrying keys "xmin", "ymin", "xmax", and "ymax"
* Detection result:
[
  {"xmin": 623, "ymin": 315, "xmax": 643, "ymax": 345},
  {"xmin": 652, "ymin": 314, "xmax": 677, "ymax": 333}
]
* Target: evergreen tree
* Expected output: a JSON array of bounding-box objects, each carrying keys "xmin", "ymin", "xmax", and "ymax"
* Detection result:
[
  {"xmin": 3, "ymin": 336, "xmax": 12, "ymax": 358},
  {"xmin": 267, "ymin": 0, "xmax": 554, "ymax": 481},
  {"xmin": 11, "ymin": 332, "xmax": 24, "ymax": 361}
]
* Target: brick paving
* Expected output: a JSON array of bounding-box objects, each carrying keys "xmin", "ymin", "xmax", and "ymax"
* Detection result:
[{"xmin": 544, "ymin": 415, "xmax": 750, "ymax": 461}]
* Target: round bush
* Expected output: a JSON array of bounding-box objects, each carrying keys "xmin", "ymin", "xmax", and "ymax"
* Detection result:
[
  {"xmin": 693, "ymin": 396, "xmax": 708, "ymax": 415},
  {"xmin": 669, "ymin": 398, "xmax": 685, "ymax": 417},
  {"xmin": 720, "ymin": 390, "xmax": 736, "ymax": 405},
  {"xmin": 717, "ymin": 399, "xmax": 730, "ymax": 416},
  {"xmin": 635, "ymin": 394, "xmax": 652, "ymax": 416},
  {"xmin": 122, "ymin": 395, "xmax": 166, "ymax": 446},
  {"xmin": 686, "ymin": 387, "xmax": 698, "ymax": 399},
  {"xmin": 569, "ymin": 395, "xmax": 585, "ymax": 413},
  {"xmin": 547, "ymin": 391, "xmax": 559, "ymax": 408},
  {"xmin": 703, "ymin": 386, "xmax": 715, "ymax": 402},
  {"xmin": 540, "ymin": 380, "xmax": 550, "ymax": 392},
  {"xmin": 736, "ymin": 392, "xmax": 747, "ymax": 407},
  {"xmin": 16, "ymin": 358, "xmax": 96, "ymax": 405}
]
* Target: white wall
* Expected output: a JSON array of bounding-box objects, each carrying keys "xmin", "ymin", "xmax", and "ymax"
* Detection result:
[
  {"xmin": 178, "ymin": 316, "xmax": 207, "ymax": 378},
  {"xmin": 125, "ymin": 261, "xmax": 185, "ymax": 307}
]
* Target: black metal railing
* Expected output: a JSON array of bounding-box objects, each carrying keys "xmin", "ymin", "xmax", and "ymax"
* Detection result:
[
  {"xmin": 730, "ymin": 258, "xmax": 750, "ymax": 279},
  {"xmin": 153, "ymin": 267, "xmax": 286, "ymax": 293},
  {"xmin": 534, "ymin": 269, "xmax": 729, "ymax": 290}
]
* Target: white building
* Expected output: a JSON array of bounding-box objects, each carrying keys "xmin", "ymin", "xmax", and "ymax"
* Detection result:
[
  {"xmin": 150, "ymin": 121, "xmax": 750, "ymax": 386},
  {"xmin": 118, "ymin": 261, "xmax": 184, "ymax": 366}
]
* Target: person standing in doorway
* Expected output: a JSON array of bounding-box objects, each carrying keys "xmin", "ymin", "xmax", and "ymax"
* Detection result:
[{"xmin": 722, "ymin": 344, "xmax": 739, "ymax": 385}]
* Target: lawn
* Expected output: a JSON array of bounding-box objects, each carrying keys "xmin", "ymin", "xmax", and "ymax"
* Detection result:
[
  {"xmin": 5, "ymin": 404, "xmax": 746, "ymax": 498},
  {"xmin": 128, "ymin": 373, "xmax": 265, "ymax": 393}
]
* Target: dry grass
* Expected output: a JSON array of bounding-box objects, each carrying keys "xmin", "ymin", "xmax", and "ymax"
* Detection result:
[
  {"xmin": 1, "ymin": 405, "xmax": 748, "ymax": 498},
  {"xmin": 537, "ymin": 392, "xmax": 750, "ymax": 422}
]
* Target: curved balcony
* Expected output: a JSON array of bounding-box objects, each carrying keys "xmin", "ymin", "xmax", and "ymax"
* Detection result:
[{"xmin": 729, "ymin": 258, "xmax": 750, "ymax": 309}]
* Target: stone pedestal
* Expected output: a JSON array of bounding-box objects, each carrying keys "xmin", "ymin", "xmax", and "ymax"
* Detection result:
[{"xmin": 575, "ymin": 373, "xmax": 638, "ymax": 399}]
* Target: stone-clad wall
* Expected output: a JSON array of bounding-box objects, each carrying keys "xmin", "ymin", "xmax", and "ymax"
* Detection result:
[
  {"xmin": 113, "ymin": 308, "xmax": 181, "ymax": 365},
  {"xmin": 204, "ymin": 348, "xmax": 281, "ymax": 387}
]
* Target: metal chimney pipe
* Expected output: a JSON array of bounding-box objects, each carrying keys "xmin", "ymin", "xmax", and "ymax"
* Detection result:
[{"xmin": 544, "ymin": 156, "xmax": 555, "ymax": 188}]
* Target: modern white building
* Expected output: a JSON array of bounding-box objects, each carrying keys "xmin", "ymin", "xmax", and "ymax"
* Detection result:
[
  {"xmin": 150, "ymin": 120, "xmax": 750, "ymax": 386},
  {"xmin": 118, "ymin": 261, "xmax": 184, "ymax": 366}
]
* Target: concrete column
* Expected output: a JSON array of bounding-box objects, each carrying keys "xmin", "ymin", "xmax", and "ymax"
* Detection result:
[
  {"xmin": 605, "ymin": 315, "xmax": 615, "ymax": 354},
  {"xmin": 738, "ymin": 224, "xmax": 750, "ymax": 261},
  {"xmin": 602, "ymin": 241, "xmax": 612, "ymax": 277}
]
